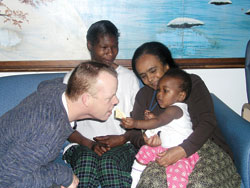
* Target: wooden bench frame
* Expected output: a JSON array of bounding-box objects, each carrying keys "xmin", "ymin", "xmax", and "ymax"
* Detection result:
[{"xmin": 0, "ymin": 58, "xmax": 244, "ymax": 72}]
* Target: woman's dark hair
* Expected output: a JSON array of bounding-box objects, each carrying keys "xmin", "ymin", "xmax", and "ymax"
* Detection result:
[
  {"xmin": 161, "ymin": 68, "xmax": 192, "ymax": 101},
  {"xmin": 86, "ymin": 20, "xmax": 120, "ymax": 46},
  {"xmin": 131, "ymin": 41, "xmax": 178, "ymax": 78}
]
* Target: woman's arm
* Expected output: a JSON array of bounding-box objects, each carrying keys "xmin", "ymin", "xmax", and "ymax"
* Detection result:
[
  {"xmin": 180, "ymin": 74, "xmax": 216, "ymax": 157},
  {"xmin": 68, "ymin": 131, "xmax": 94, "ymax": 149},
  {"xmin": 130, "ymin": 87, "xmax": 150, "ymax": 120}
]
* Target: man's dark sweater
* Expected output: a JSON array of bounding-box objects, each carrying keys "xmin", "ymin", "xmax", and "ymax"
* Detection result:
[{"xmin": 0, "ymin": 78, "xmax": 74, "ymax": 187}]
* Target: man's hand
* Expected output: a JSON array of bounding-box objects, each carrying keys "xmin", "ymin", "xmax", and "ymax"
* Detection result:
[
  {"xmin": 143, "ymin": 133, "xmax": 162, "ymax": 147},
  {"xmin": 91, "ymin": 142, "xmax": 111, "ymax": 156},
  {"xmin": 93, "ymin": 135, "xmax": 126, "ymax": 148},
  {"xmin": 61, "ymin": 174, "xmax": 79, "ymax": 188},
  {"xmin": 156, "ymin": 146, "xmax": 187, "ymax": 167}
]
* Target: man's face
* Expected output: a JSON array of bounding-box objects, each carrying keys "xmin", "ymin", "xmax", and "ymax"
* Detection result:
[
  {"xmin": 88, "ymin": 34, "xmax": 118, "ymax": 67},
  {"xmin": 89, "ymin": 71, "xmax": 119, "ymax": 121}
]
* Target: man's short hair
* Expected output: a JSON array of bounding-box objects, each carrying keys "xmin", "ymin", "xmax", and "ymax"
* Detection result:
[{"xmin": 66, "ymin": 61, "xmax": 117, "ymax": 101}]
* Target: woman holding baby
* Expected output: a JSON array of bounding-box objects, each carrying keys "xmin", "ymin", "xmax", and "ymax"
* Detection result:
[{"xmin": 124, "ymin": 41, "xmax": 240, "ymax": 187}]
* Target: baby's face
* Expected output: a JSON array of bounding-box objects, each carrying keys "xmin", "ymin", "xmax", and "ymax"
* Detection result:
[{"xmin": 156, "ymin": 76, "xmax": 184, "ymax": 108}]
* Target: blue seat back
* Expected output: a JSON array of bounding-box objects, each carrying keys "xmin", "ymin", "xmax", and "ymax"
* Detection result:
[
  {"xmin": 211, "ymin": 93, "xmax": 250, "ymax": 188},
  {"xmin": 0, "ymin": 73, "xmax": 65, "ymax": 117},
  {"xmin": 245, "ymin": 40, "xmax": 250, "ymax": 103}
]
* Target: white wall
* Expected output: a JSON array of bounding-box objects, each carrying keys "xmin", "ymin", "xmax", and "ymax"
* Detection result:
[
  {"xmin": 0, "ymin": 72, "xmax": 66, "ymax": 77},
  {"xmin": 0, "ymin": 68, "xmax": 247, "ymax": 115},
  {"xmin": 186, "ymin": 68, "xmax": 247, "ymax": 115}
]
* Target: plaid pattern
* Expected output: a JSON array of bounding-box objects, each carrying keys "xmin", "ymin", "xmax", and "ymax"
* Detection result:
[
  {"xmin": 63, "ymin": 143, "xmax": 137, "ymax": 188},
  {"xmin": 63, "ymin": 145, "xmax": 99, "ymax": 187}
]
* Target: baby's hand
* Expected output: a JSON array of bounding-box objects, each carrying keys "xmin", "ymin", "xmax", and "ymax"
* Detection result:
[
  {"xmin": 121, "ymin": 117, "xmax": 136, "ymax": 129},
  {"xmin": 144, "ymin": 110, "xmax": 156, "ymax": 120},
  {"xmin": 143, "ymin": 133, "xmax": 162, "ymax": 147}
]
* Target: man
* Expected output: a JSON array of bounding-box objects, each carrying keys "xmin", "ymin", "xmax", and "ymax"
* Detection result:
[{"xmin": 0, "ymin": 61, "xmax": 118, "ymax": 188}]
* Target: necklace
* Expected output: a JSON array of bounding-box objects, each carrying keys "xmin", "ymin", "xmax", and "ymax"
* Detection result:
[{"xmin": 149, "ymin": 90, "xmax": 158, "ymax": 111}]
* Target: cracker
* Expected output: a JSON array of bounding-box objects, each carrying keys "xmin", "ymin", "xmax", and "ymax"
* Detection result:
[{"xmin": 115, "ymin": 109, "xmax": 126, "ymax": 119}]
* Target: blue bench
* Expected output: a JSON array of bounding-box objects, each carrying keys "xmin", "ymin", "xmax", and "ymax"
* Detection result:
[{"xmin": 0, "ymin": 73, "xmax": 249, "ymax": 188}]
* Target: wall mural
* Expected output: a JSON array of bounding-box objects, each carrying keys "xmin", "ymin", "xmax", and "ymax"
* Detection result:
[{"xmin": 0, "ymin": 0, "xmax": 249, "ymax": 61}]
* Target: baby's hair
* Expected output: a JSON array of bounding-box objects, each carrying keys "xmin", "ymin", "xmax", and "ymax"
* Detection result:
[{"xmin": 162, "ymin": 68, "xmax": 192, "ymax": 101}]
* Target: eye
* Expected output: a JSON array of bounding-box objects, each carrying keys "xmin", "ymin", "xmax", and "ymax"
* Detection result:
[
  {"xmin": 163, "ymin": 89, "xmax": 168, "ymax": 93},
  {"xmin": 149, "ymin": 68, "xmax": 156, "ymax": 73},
  {"xmin": 105, "ymin": 96, "xmax": 113, "ymax": 103},
  {"xmin": 140, "ymin": 74, "xmax": 146, "ymax": 80}
]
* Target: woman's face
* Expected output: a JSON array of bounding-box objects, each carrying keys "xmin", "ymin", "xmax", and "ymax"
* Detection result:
[
  {"xmin": 135, "ymin": 54, "xmax": 169, "ymax": 90},
  {"xmin": 88, "ymin": 34, "xmax": 119, "ymax": 67}
]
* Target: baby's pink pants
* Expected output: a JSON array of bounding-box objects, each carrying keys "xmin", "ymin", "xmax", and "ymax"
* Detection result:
[{"xmin": 136, "ymin": 145, "xmax": 199, "ymax": 188}]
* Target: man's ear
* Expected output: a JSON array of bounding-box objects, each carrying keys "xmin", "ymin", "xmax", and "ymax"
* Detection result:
[{"xmin": 81, "ymin": 93, "xmax": 91, "ymax": 107}]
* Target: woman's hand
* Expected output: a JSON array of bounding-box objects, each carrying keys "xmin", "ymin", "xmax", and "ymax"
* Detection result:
[
  {"xmin": 91, "ymin": 142, "xmax": 111, "ymax": 156},
  {"xmin": 143, "ymin": 133, "xmax": 162, "ymax": 147},
  {"xmin": 156, "ymin": 146, "xmax": 187, "ymax": 167},
  {"xmin": 94, "ymin": 135, "xmax": 126, "ymax": 148}
]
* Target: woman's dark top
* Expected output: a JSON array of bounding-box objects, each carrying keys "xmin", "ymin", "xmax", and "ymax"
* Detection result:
[{"xmin": 129, "ymin": 74, "xmax": 233, "ymax": 158}]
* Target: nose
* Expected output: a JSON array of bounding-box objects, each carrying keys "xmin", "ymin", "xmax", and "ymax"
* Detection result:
[
  {"xmin": 147, "ymin": 74, "xmax": 154, "ymax": 83},
  {"xmin": 157, "ymin": 91, "xmax": 162, "ymax": 99}
]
